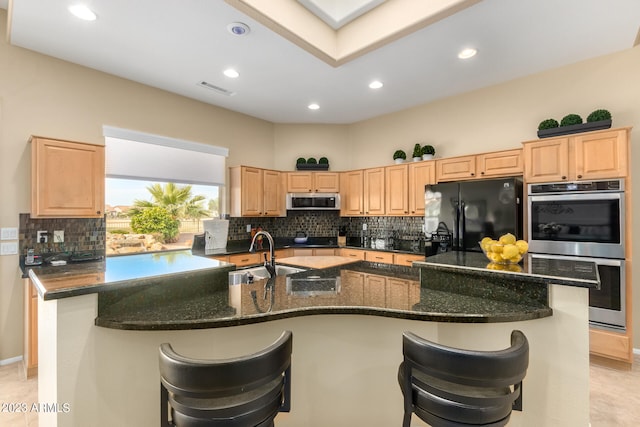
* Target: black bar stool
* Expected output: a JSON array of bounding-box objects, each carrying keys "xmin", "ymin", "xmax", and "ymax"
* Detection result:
[
  {"xmin": 159, "ymin": 330, "xmax": 292, "ymax": 427},
  {"xmin": 398, "ymin": 330, "xmax": 529, "ymax": 427}
]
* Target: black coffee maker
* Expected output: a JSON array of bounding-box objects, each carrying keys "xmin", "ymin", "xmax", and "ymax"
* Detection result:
[{"xmin": 425, "ymin": 222, "xmax": 453, "ymax": 257}]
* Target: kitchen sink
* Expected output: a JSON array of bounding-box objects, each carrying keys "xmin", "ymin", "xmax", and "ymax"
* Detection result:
[{"xmin": 229, "ymin": 265, "xmax": 306, "ymax": 285}]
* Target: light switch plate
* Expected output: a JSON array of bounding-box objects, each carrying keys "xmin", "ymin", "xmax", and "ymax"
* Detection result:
[
  {"xmin": 54, "ymin": 230, "xmax": 65, "ymax": 243},
  {"xmin": 0, "ymin": 242, "xmax": 18, "ymax": 255},
  {"xmin": 1, "ymin": 227, "xmax": 18, "ymax": 240}
]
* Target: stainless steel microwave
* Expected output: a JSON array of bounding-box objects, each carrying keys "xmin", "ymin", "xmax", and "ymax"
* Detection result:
[{"xmin": 286, "ymin": 193, "xmax": 340, "ymax": 210}]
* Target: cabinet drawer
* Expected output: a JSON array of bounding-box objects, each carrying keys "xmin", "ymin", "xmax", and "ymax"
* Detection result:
[
  {"xmin": 590, "ymin": 328, "xmax": 632, "ymax": 362},
  {"xmin": 364, "ymin": 251, "xmax": 394, "ymax": 264},
  {"xmin": 394, "ymin": 253, "xmax": 425, "ymax": 266},
  {"xmin": 340, "ymin": 248, "xmax": 366, "ymax": 260},
  {"xmin": 228, "ymin": 253, "xmax": 262, "ymax": 267}
]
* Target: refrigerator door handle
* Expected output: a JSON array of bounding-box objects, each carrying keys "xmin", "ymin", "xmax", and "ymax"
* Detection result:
[{"xmin": 459, "ymin": 201, "xmax": 466, "ymax": 249}]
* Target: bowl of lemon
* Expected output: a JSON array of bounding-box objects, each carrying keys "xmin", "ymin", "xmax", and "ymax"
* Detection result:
[{"xmin": 480, "ymin": 233, "xmax": 528, "ymax": 265}]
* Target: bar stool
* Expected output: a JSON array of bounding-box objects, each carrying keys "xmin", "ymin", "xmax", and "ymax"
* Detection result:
[
  {"xmin": 159, "ymin": 330, "xmax": 292, "ymax": 427},
  {"xmin": 398, "ymin": 330, "xmax": 528, "ymax": 427}
]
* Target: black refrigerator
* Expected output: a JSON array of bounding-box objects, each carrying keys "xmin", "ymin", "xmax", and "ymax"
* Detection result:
[{"xmin": 424, "ymin": 177, "xmax": 523, "ymax": 253}]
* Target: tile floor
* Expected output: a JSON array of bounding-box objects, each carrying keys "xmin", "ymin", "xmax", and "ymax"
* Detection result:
[{"xmin": 1, "ymin": 355, "xmax": 638, "ymax": 426}]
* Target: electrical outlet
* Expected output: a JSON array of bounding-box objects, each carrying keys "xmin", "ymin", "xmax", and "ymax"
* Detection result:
[
  {"xmin": 0, "ymin": 242, "xmax": 18, "ymax": 255},
  {"xmin": 37, "ymin": 230, "xmax": 48, "ymax": 243},
  {"xmin": 246, "ymin": 224, "xmax": 252, "ymax": 233},
  {"xmin": 1, "ymin": 227, "xmax": 18, "ymax": 240},
  {"xmin": 362, "ymin": 223, "xmax": 367, "ymax": 231},
  {"xmin": 54, "ymin": 230, "xmax": 65, "ymax": 243}
]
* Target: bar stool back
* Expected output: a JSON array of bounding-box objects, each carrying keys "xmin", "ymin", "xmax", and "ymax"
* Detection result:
[
  {"xmin": 398, "ymin": 330, "xmax": 528, "ymax": 427},
  {"xmin": 159, "ymin": 330, "xmax": 292, "ymax": 427}
]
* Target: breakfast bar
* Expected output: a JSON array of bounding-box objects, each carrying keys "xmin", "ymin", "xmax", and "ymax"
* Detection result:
[{"xmin": 28, "ymin": 250, "xmax": 597, "ymax": 427}]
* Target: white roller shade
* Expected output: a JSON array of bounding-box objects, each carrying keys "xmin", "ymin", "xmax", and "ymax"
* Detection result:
[{"xmin": 103, "ymin": 126, "xmax": 228, "ymax": 186}]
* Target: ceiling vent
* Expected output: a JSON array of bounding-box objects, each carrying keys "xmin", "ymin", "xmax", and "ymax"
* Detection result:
[{"xmin": 197, "ymin": 81, "xmax": 236, "ymax": 96}]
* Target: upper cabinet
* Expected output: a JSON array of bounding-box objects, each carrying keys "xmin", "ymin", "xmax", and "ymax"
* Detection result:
[
  {"xmin": 436, "ymin": 149, "xmax": 523, "ymax": 182},
  {"xmin": 385, "ymin": 161, "xmax": 436, "ymax": 216},
  {"xmin": 340, "ymin": 167, "xmax": 385, "ymax": 216},
  {"xmin": 286, "ymin": 171, "xmax": 340, "ymax": 193},
  {"xmin": 30, "ymin": 136, "xmax": 105, "ymax": 218},
  {"xmin": 229, "ymin": 166, "xmax": 285, "ymax": 217},
  {"xmin": 522, "ymin": 128, "xmax": 629, "ymax": 183}
]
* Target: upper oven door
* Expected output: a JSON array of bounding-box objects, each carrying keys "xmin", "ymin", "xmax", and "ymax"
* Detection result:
[{"xmin": 528, "ymin": 192, "xmax": 624, "ymax": 258}]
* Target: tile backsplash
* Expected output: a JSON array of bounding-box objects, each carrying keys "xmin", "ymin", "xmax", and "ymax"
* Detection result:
[
  {"xmin": 19, "ymin": 213, "xmax": 106, "ymax": 256},
  {"xmin": 227, "ymin": 211, "xmax": 425, "ymax": 242}
]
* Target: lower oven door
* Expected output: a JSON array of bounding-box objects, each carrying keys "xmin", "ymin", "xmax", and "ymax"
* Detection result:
[{"xmin": 529, "ymin": 253, "xmax": 626, "ymax": 331}]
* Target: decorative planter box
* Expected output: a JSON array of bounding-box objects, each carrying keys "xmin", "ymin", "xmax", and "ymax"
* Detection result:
[
  {"xmin": 537, "ymin": 119, "xmax": 612, "ymax": 138},
  {"xmin": 295, "ymin": 163, "xmax": 330, "ymax": 170}
]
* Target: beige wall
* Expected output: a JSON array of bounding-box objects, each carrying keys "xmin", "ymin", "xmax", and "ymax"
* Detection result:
[{"xmin": 2, "ymin": 3, "xmax": 639, "ymax": 360}]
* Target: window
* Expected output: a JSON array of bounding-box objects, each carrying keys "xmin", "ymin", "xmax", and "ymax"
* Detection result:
[{"xmin": 103, "ymin": 126, "xmax": 228, "ymax": 255}]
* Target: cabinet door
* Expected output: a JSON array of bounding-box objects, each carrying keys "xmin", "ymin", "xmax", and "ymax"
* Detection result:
[
  {"xmin": 364, "ymin": 274, "xmax": 386, "ymax": 307},
  {"xmin": 340, "ymin": 170, "xmax": 364, "ymax": 216},
  {"xmin": 340, "ymin": 271, "xmax": 365, "ymax": 305},
  {"xmin": 286, "ymin": 172, "xmax": 313, "ymax": 192},
  {"xmin": 385, "ymin": 164, "xmax": 409, "ymax": 215},
  {"xmin": 408, "ymin": 161, "xmax": 435, "ymax": 215},
  {"xmin": 364, "ymin": 167, "xmax": 385, "ymax": 215},
  {"xmin": 313, "ymin": 172, "xmax": 340, "ymax": 192},
  {"xmin": 436, "ymin": 155, "xmax": 477, "ymax": 181},
  {"xmin": 23, "ymin": 279, "xmax": 38, "ymax": 377},
  {"xmin": 386, "ymin": 278, "xmax": 410, "ymax": 310},
  {"xmin": 574, "ymin": 129, "xmax": 628, "ymax": 179},
  {"xmin": 523, "ymin": 138, "xmax": 569, "ymax": 183},
  {"xmin": 240, "ymin": 167, "xmax": 264, "ymax": 216},
  {"xmin": 263, "ymin": 169, "xmax": 284, "ymax": 216},
  {"xmin": 31, "ymin": 137, "xmax": 105, "ymax": 218},
  {"xmin": 477, "ymin": 149, "xmax": 523, "ymax": 178}
]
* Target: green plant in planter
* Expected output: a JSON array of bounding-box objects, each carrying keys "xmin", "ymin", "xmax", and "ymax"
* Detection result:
[
  {"xmin": 422, "ymin": 145, "xmax": 435, "ymax": 156},
  {"xmin": 587, "ymin": 109, "xmax": 612, "ymax": 122},
  {"xmin": 393, "ymin": 150, "xmax": 406, "ymax": 160},
  {"xmin": 319, "ymin": 157, "xmax": 329, "ymax": 164},
  {"xmin": 538, "ymin": 118, "xmax": 559, "ymax": 130},
  {"xmin": 307, "ymin": 157, "xmax": 317, "ymax": 164},
  {"xmin": 412, "ymin": 143, "xmax": 422, "ymax": 158},
  {"xmin": 560, "ymin": 114, "xmax": 583, "ymax": 127},
  {"xmin": 296, "ymin": 157, "xmax": 307, "ymax": 164}
]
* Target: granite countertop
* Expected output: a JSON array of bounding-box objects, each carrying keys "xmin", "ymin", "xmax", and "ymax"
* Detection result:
[
  {"xmin": 27, "ymin": 250, "xmax": 234, "ymax": 300},
  {"xmin": 416, "ymin": 251, "xmax": 600, "ymax": 288},
  {"xmin": 95, "ymin": 258, "xmax": 553, "ymax": 331}
]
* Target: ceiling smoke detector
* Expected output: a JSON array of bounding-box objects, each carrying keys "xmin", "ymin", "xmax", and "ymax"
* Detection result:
[{"xmin": 227, "ymin": 22, "xmax": 250, "ymax": 36}]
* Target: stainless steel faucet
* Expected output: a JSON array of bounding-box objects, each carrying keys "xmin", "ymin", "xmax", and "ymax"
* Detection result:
[{"xmin": 249, "ymin": 230, "xmax": 276, "ymax": 278}]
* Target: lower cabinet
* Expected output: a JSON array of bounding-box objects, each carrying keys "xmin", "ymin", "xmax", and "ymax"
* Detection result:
[
  {"xmin": 23, "ymin": 279, "xmax": 38, "ymax": 378},
  {"xmin": 590, "ymin": 328, "xmax": 632, "ymax": 363}
]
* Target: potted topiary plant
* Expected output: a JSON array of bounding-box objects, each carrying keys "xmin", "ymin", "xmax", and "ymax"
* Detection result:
[
  {"xmin": 393, "ymin": 150, "xmax": 406, "ymax": 164},
  {"xmin": 422, "ymin": 145, "xmax": 435, "ymax": 160},
  {"xmin": 295, "ymin": 156, "xmax": 329, "ymax": 170},
  {"xmin": 412, "ymin": 144, "xmax": 422, "ymax": 162},
  {"xmin": 537, "ymin": 110, "xmax": 612, "ymax": 138}
]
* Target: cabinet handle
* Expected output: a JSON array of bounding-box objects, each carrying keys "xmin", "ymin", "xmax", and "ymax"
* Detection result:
[
  {"xmin": 470, "ymin": 173, "xmax": 475, "ymax": 176},
  {"xmin": 481, "ymin": 171, "xmax": 485, "ymax": 175},
  {"xmin": 561, "ymin": 176, "xmax": 567, "ymax": 180},
  {"xmin": 97, "ymin": 211, "xmax": 101, "ymax": 215},
  {"xmin": 577, "ymin": 174, "xmax": 582, "ymax": 179}
]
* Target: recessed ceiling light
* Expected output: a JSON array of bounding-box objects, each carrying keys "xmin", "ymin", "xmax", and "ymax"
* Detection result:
[
  {"xmin": 223, "ymin": 69, "xmax": 240, "ymax": 78},
  {"xmin": 227, "ymin": 22, "xmax": 250, "ymax": 36},
  {"xmin": 458, "ymin": 48, "xmax": 477, "ymax": 59},
  {"xmin": 308, "ymin": 103, "xmax": 320, "ymax": 110},
  {"xmin": 369, "ymin": 80, "xmax": 383, "ymax": 89},
  {"xmin": 68, "ymin": 4, "xmax": 97, "ymax": 21}
]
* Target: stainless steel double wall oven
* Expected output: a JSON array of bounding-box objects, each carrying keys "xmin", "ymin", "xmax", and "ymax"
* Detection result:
[{"xmin": 527, "ymin": 179, "xmax": 626, "ymax": 331}]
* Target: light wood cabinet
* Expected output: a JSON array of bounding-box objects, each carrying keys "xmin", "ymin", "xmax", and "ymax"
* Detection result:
[
  {"xmin": 229, "ymin": 166, "xmax": 285, "ymax": 217},
  {"xmin": 228, "ymin": 252, "xmax": 262, "ymax": 267},
  {"xmin": 385, "ymin": 164, "xmax": 409, "ymax": 215},
  {"xmin": 589, "ymin": 329, "xmax": 632, "ymax": 363},
  {"xmin": 394, "ymin": 253, "xmax": 425, "ymax": 267},
  {"xmin": 23, "ymin": 279, "xmax": 38, "ymax": 378},
  {"xmin": 386, "ymin": 278, "xmax": 421, "ymax": 310},
  {"xmin": 291, "ymin": 248, "xmax": 336, "ymax": 256},
  {"xmin": 30, "ymin": 136, "xmax": 105, "ymax": 218},
  {"xmin": 340, "ymin": 167, "xmax": 385, "ymax": 216},
  {"xmin": 364, "ymin": 250, "xmax": 394, "ymax": 264},
  {"xmin": 436, "ymin": 149, "xmax": 523, "ymax": 182},
  {"xmin": 408, "ymin": 161, "xmax": 436, "ymax": 215},
  {"xmin": 523, "ymin": 128, "xmax": 629, "ymax": 183},
  {"xmin": 363, "ymin": 274, "xmax": 387, "ymax": 307},
  {"xmin": 286, "ymin": 172, "xmax": 339, "ymax": 192},
  {"xmin": 340, "ymin": 248, "xmax": 366, "ymax": 260}
]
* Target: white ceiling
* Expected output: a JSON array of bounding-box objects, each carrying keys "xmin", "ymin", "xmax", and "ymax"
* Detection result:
[{"xmin": 5, "ymin": 0, "xmax": 640, "ymax": 124}]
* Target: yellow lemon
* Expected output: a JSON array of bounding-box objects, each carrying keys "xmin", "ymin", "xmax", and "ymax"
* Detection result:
[
  {"xmin": 515, "ymin": 240, "xmax": 529, "ymax": 254},
  {"xmin": 488, "ymin": 252, "xmax": 503, "ymax": 263},
  {"xmin": 502, "ymin": 244, "xmax": 519, "ymax": 260},
  {"xmin": 481, "ymin": 237, "xmax": 493, "ymax": 245},
  {"xmin": 510, "ymin": 254, "xmax": 523, "ymax": 263},
  {"xmin": 498, "ymin": 233, "xmax": 516, "ymax": 245},
  {"xmin": 490, "ymin": 243, "xmax": 503, "ymax": 253}
]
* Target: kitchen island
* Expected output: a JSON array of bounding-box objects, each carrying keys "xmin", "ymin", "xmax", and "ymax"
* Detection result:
[{"xmin": 30, "ymin": 250, "xmax": 597, "ymax": 427}]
